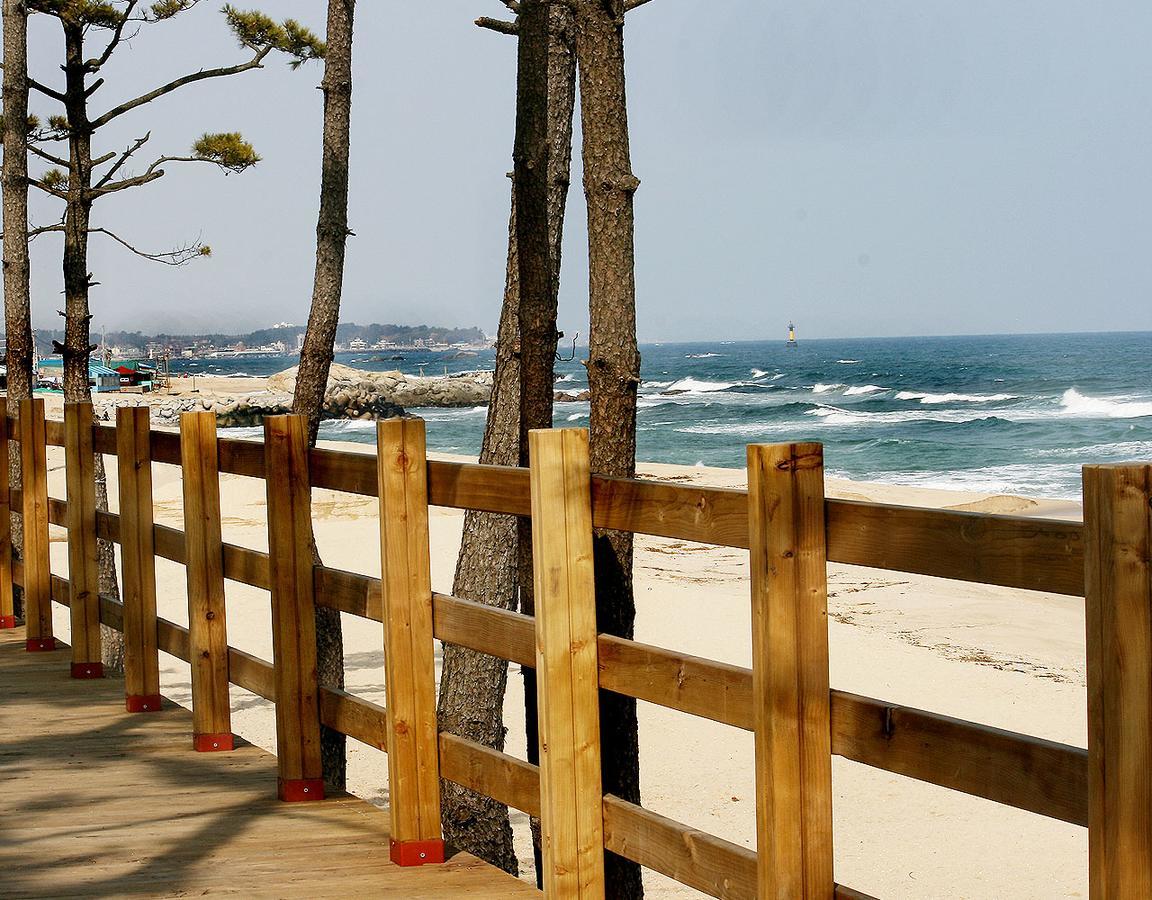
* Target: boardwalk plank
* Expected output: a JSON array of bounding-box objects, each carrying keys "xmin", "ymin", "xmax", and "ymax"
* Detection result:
[{"xmin": 0, "ymin": 630, "xmax": 533, "ymax": 898}]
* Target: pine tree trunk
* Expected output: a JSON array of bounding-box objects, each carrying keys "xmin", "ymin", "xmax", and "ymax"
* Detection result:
[
  {"xmin": 437, "ymin": 198, "xmax": 521, "ymax": 874},
  {"xmin": 61, "ymin": 20, "xmax": 123, "ymax": 672},
  {"xmin": 2, "ymin": 0, "xmax": 32, "ymax": 621},
  {"xmin": 290, "ymin": 0, "xmax": 355, "ymax": 791},
  {"xmin": 437, "ymin": 1, "xmax": 576, "ymax": 878},
  {"xmin": 572, "ymin": 1, "xmax": 643, "ymax": 895},
  {"xmin": 516, "ymin": 1, "xmax": 577, "ymax": 883}
]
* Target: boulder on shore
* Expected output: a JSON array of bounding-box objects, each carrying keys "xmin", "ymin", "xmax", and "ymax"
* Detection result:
[{"xmin": 269, "ymin": 363, "xmax": 492, "ymax": 409}]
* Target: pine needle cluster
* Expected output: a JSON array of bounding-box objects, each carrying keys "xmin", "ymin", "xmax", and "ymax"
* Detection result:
[
  {"xmin": 222, "ymin": 6, "xmax": 326, "ymax": 66},
  {"xmin": 191, "ymin": 132, "xmax": 261, "ymax": 172}
]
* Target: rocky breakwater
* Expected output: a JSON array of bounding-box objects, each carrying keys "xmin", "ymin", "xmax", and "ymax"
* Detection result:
[
  {"xmin": 267, "ymin": 364, "xmax": 493, "ymax": 411},
  {"xmin": 94, "ymin": 364, "xmax": 494, "ymax": 429}
]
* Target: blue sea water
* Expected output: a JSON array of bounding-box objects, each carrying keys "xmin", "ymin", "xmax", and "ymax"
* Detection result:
[{"xmin": 174, "ymin": 332, "xmax": 1152, "ymax": 500}]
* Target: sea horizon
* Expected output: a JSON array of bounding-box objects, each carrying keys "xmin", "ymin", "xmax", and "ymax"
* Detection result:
[{"xmin": 173, "ymin": 330, "xmax": 1152, "ymax": 502}]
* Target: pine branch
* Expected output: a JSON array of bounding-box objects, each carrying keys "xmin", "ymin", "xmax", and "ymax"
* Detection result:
[
  {"xmin": 624, "ymin": 0, "xmax": 654, "ymax": 9},
  {"xmin": 476, "ymin": 16, "xmax": 517, "ymax": 34},
  {"xmin": 500, "ymin": 0, "xmax": 520, "ymax": 12},
  {"xmin": 28, "ymin": 144, "xmax": 70, "ymax": 168},
  {"xmin": 27, "ymin": 223, "xmax": 64, "ymax": 239},
  {"xmin": 87, "ymin": 1, "xmax": 140, "ymax": 71},
  {"xmin": 28, "ymin": 177, "xmax": 68, "ymax": 200},
  {"xmin": 28, "ymin": 77, "xmax": 66, "ymax": 103},
  {"xmin": 87, "ymin": 157, "xmax": 169, "ymax": 196},
  {"xmin": 90, "ymin": 45, "xmax": 272, "ymax": 129},
  {"xmin": 89, "ymin": 227, "xmax": 211, "ymax": 266},
  {"xmin": 89, "ymin": 137, "xmax": 258, "ymax": 198},
  {"xmin": 94, "ymin": 132, "xmax": 151, "ymax": 188}
]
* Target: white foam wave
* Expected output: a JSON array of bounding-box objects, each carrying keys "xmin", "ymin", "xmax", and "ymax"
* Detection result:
[
  {"xmin": 1034, "ymin": 440, "xmax": 1152, "ymax": 459},
  {"xmin": 805, "ymin": 405, "xmax": 1001, "ymax": 426},
  {"xmin": 844, "ymin": 384, "xmax": 887, "ymax": 396},
  {"xmin": 675, "ymin": 422, "xmax": 782, "ymax": 437},
  {"xmin": 566, "ymin": 411, "xmax": 588, "ymax": 421},
  {"xmin": 555, "ymin": 374, "xmax": 576, "ymax": 383},
  {"xmin": 750, "ymin": 368, "xmax": 771, "ymax": 379},
  {"xmin": 319, "ymin": 419, "xmax": 379, "ymax": 433},
  {"xmin": 1060, "ymin": 388, "xmax": 1152, "ymax": 419},
  {"xmin": 859, "ymin": 463, "xmax": 1081, "ymax": 500},
  {"xmin": 643, "ymin": 380, "xmax": 673, "ymax": 389},
  {"xmin": 664, "ymin": 377, "xmax": 737, "ymax": 393},
  {"xmin": 837, "ymin": 359, "xmax": 860, "ymax": 364},
  {"xmin": 813, "ymin": 383, "xmax": 844, "ymax": 394},
  {"xmin": 685, "ymin": 352, "xmax": 722, "ymax": 358},
  {"xmin": 896, "ymin": 391, "xmax": 1018, "ymax": 404},
  {"xmin": 411, "ymin": 405, "xmax": 488, "ymax": 420}
]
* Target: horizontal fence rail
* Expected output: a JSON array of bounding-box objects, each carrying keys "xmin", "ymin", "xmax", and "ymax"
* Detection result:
[
  {"xmin": 4, "ymin": 403, "xmax": 1136, "ymax": 899},
  {"xmin": 23, "ymin": 414, "xmax": 1089, "ymax": 596}
]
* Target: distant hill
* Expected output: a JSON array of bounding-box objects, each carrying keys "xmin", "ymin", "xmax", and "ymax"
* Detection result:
[{"xmin": 25, "ymin": 322, "xmax": 488, "ymax": 355}]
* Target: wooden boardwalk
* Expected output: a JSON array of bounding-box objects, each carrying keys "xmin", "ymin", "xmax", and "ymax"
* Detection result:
[{"xmin": 0, "ymin": 629, "xmax": 534, "ymax": 899}]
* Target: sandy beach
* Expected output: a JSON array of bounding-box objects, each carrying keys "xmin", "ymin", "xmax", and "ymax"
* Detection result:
[{"xmin": 39, "ymin": 432, "xmax": 1088, "ymax": 898}]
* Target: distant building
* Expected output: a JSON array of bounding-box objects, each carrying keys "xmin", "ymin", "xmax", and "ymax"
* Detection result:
[
  {"xmin": 112, "ymin": 360, "xmax": 157, "ymax": 390},
  {"xmin": 37, "ymin": 358, "xmax": 120, "ymax": 392}
]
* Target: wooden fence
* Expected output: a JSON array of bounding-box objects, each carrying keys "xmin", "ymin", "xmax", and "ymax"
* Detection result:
[{"xmin": 1, "ymin": 395, "xmax": 1148, "ymax": 899}]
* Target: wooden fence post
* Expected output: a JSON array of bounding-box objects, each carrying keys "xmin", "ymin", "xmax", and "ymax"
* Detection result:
[
  {"xmin": 747, "ymin": 442, "xmax": 833, "ymax": 900},
  {"xmin": 0, "ymin": 399, "xmax": 14, "ymax": 630},
  {"xmin": 529, "ymin": 427, "xmax": 606, "ymax": 898},
  {"xmin": 1084, "ymin": 462, "xmax": 1152, "ymax": 899},
  {"xmin": 377, "ymin": 417, "xmax": 444, "ymax": 865},
  {"xmin": 180, "ymin": 411, "xmax": 233, "ymax": 751},
  {"xmin": 264, "ymin": 415, "xmax": 324, "ymax": 801},
  {"xmin": 117, "ymin": 406, "xmax": 161, "ymax": 712},
  {"xmin": 65, "ymin": 402, "xmax": 102, "ymax": 678},
  {"xmin": 19, "ymin": 398, "xmax": 53, "ymax": 652}
]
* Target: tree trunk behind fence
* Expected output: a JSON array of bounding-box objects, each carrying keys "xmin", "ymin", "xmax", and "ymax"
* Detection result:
[
  {"xmin": 3, "ymin": 0, "xmax": 33, "ymax": 621},
  {"xmin": 291, "ymin": 0, "xmax": 356, "ymax": 793},
  {"xmin": 438, "ymin": 0, "xmax": 576, "ymax": 877},
  {"xmin": 573, "ymin": 0, "xmax": 644, "ymax": 894},
  {"xmin": 61, "ymin": 21, "xmax": 123, "ymax": 671}
]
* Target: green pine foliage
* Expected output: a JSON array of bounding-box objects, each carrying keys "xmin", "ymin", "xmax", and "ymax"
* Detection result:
[
  {"xmin": 148, "ymin": 0, "xmax": 197, "ymax": 20},
  {"xmin": 191, "ymin": 132, "xmax": 261, "ymax": 172},
  {"xmin": 222, "ymin": 6, "xmax": 325, "ymax": 64},
  {"xmin": 27, "ymin": 1, "xmax": 122, "ymax": 28}
]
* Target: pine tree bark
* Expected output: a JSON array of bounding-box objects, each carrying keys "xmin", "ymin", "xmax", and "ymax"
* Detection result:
[
  {"xmin": 517, "ymin": 1, "xmax": 576, "ymax": 883},
  {"xmin": 290, "ymin": 0, "xmax": 355, "ymax": 792},
  {"xmin": 437, "ymin": 0, "xmax": 575, "ymax": 877},
  {"xmin": 572, "ymin": 1, "xmax": 643, "ymax": 895},
  {"xmin": 60, "ymin": 19, "xmax": 123, "ymax": 671},
  {"xmin": 2, "ymin": 0, "xmax": 32, "ymax": 621},
  {"xmin": 437, "ymin": 197, "xmax": 521, "ymax": 873}
]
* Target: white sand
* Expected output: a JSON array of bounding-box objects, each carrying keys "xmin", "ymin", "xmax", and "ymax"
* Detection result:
[{"xmin": 42, "ymin": 438, "xmax": 1087, "ymax": 898}]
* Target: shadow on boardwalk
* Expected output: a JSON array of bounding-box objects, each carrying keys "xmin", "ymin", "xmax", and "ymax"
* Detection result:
[{"xmin": 0, "ymin": 630, "xmax": 531, "ymax": 899}]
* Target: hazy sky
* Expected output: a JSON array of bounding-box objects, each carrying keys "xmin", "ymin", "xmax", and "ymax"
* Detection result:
[{"xmin": 20, "ymin": 1, "xmax": 1152, "ymax": 340}]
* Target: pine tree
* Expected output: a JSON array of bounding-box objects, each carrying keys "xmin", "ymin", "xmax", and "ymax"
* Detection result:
[
  {"xmin": 437, "ymin": 0, "xmax": 577, "ymax": 875},
  {"xmin": 290, "ymin": 0, "xmax": 354, "ymax": 791},
  {"xmin": 22, "ymin": 1, "xmax": 323, "ymax": 669},
  {"xmin": 1, "ymin": 0, "xmax": 34, "ymax": 622},
  {"xmin": 571, "ymin": 0, "xmax": 645, "ymax": 894}
]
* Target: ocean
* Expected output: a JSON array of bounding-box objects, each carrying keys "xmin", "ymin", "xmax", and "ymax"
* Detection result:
[{"xmin": 173, "ymin": 331, "xmax": 1152, "ymax": 500}]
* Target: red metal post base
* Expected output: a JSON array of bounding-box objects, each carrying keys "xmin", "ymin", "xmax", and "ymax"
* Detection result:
[
  {"xmin": 0, "ymin": 615, "xmax": 16, "ymax": 629},
  {"xmin": 71, "ymin": 662, "xmax": 104, "ymax": 679},
  {"xmin": 389, "ymin": 838, "xmax": 445, "ymax": 867},
  {"xmin": 193, "ymin": 733, "xmax": 234, "ymax": 752},
  {"xmin": 126, "ymin": 694, "xmax": 163, "ymax": 713},
  {"xmin": 278, "ymin": 778, "xmax": 325, "ymax": 802},
  {"xmin": 26, "ymin": 637, "xmax": 56, "ymax": 652}
]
